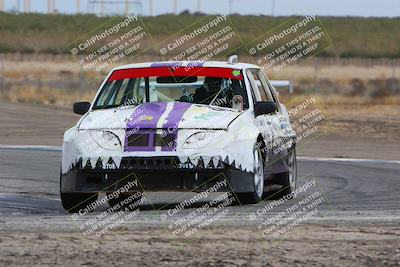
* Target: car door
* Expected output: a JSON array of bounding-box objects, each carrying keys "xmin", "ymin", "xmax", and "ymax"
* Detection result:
[{"xmin": 245, "ymin": 68, "xmax": 283, "ymax": 171}]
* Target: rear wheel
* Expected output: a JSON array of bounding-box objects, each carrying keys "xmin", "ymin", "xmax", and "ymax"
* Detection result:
[
  {"xmin": 274, "ymin": 146, "xmax": 297, "ymax": 198},
  {"xmin": 61, "ymin": 193, "xmax": 98, "ymax": 213},
  {"xmin": 234, "ymin": 146, "xmax": 264, "ymax": 204}
]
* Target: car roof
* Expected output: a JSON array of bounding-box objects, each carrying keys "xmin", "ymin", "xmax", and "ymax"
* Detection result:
[{"xmin": 112, "ymin": 61, "xmax": 260, "ymax": 71}]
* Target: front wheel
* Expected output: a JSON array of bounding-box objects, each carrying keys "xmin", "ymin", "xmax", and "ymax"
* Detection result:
[
  {"xmin": 61, "ymin": 193, "xmax": 98, "ymax": 213},
  {"xmin": 234, "ymin": 146, "xmax": 264, "ymax": 204}
]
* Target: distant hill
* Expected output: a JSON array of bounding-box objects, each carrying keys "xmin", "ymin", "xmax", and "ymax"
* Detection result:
[{"xmin": 0, "ymin": 12, "xmax": 399, "ymax": 58}]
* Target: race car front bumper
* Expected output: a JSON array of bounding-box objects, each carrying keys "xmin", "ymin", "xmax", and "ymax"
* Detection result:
[{"xmin": 60, "ymin": 156, "xmax": 255, "ymax": 194}]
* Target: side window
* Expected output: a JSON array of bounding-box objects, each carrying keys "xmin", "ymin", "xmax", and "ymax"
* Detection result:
[
  {"xmin": 257, "ymin": 70, "xmax": 279, "ymax": 104},
  {"xmin": 246, "ymin": 68, "xmax": 281, "ymax": 115},
  {"xmin": 252, "ymin": 71, "xmax": 268, "ymax": 101},
  {"xmin": 254, "ymin": 69, "xmax": 276, "ymax": 102},
  {"xmin": 246, "ymin": 69, "xmax": 261, "ymax": 103},
  {"xmin": 246, "ymin": 68, "xmax": 273, "ymax": 102}
]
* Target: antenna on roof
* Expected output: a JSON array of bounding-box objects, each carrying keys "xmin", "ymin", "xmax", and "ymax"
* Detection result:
[{"xmin": 228, "ymin": 55, "xmax": 238, "ymax": 64}]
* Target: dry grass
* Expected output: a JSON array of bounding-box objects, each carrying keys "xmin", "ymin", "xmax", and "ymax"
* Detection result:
[
  {"xmin": 280, "ymin": 94, "xmax": 400, "ymax": 108},
  {"xmin": 3, "ymin": 57, "xmax": 399, "ymax": 81},
  {"xmin": 269, "ymin": 65, "xmax": 399, "ymax": 81},
  {"xmin": 3, "ymin": 86, "xmax": 95, "ymax": 106},
  {"xmin": 1, "ymin": 57, "xmax": 400, "ymax": 107}
]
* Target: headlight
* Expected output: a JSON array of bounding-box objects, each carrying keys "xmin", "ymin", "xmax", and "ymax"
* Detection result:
[
  {"xmin": 90, "ymin": 130, "xmax": 122, "ymax": 151},
  {"xmin": 182, "ymin": 131, "xmax": 215, "ymax": 149},
  {"xmin": 102, "ymin": 131, "xmax": 115, "ymax": 141}
]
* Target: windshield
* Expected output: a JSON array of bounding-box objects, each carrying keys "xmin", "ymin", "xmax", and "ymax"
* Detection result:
[{"xmin": 92, "ymin": 67, "xmax": 249, "ymax": 110}]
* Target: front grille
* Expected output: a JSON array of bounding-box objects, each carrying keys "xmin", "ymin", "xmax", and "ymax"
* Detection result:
[
  {"xmin": 73, "ymin": 157, "xmax": 225, "ymax": 172},
  {"xmin": 125, "ymin": 128, "xmax": 177, "ymax": 151},
  {"xmin": 119, "ymin": 157, "xmax": 225, "ymax": 170},
  {"xmin": 120, "ymin": 157, "xmax": 179, "ymax": 170},
  {"xmin": 127, "ymin": 133, "xmax": 149, "ymax": 147},
  {"xmin": 153, "ymin": 133, "xmax": 176, "ymax": 147}
]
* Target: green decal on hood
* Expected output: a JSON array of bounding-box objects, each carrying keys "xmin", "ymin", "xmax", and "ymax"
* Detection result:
[{"xmin": 194, "ymin": 111, "xmax": 222, "ymax": 120}]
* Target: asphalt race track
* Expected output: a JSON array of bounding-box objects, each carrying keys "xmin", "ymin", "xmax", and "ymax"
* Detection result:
[{"xmin": 0, "ymin": 146, "xmax": 399, "ymax": 231}]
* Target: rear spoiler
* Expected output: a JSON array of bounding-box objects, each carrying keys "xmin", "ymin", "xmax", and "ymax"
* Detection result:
[
  {"xmin": 270, "ymin": 80, "xmax": 294, "ymax": 94},
  {"xmin": 255, "ymin": 80, "xmax": 293, "ymax": 94}
]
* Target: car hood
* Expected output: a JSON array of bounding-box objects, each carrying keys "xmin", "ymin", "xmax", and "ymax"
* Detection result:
[{"xmin": 79, "ymin": 102, "xmax": 243, "ymax": 131}]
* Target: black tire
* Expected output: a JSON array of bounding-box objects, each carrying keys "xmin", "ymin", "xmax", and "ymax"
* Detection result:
[
  {"xmin": 61, "ymin": 193, "xmax": 98, "ymax": 213},
  {"xmin": 274, "ymin": 146, "xmax": 297, "ymax": 198},
  {"xmin": 234, "ymin": 146, "xmax": 264, "ymax": 205}
]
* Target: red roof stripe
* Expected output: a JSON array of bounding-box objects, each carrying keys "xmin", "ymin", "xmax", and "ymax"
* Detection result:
[{"xmin": 108, "ymin": 67, "xmax": 243, "ymax": 81}]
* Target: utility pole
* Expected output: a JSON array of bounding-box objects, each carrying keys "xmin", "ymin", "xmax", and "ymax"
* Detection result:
[
  {"xmin": 0, "ymin": 0, "xmax": 4, "ymax": 12},
  {"xmin": 173, "ymin": 0, "xmax": 177, "ymax": 14},
  {"xmin": 149, "ymin": 0, "xmax": 153, "ymax": 16},
  {"xmin": 100, "ymin": 0, "xmax": 104, "ymax": 16},
  {"xmin": 271, "ymin": 0, "xmax": 275, "ymax": 16},
  {"xmin": 197, "ymin": 0, "xmax": 201, "ymax": 13},
  {"xmin": 88, "ymin": 0, "xmax": 142, "ymax": 17},
  {"xmin": 24, "ymin": 0, "xmax": 30, "ymax": 13},
  {"xmin": 76, "ymin": 0, "xmax": 80, "ymax": 14},
  {"xmin": 125, "ymin": 0, "xmax": 129, "ymax": 16},
  {"xmin": 48, "ymin": 0, "xmax": 55, "ymax": 14}
]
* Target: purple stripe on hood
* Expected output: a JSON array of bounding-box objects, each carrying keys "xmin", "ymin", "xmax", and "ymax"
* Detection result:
[
  {"xmin": 161, "ymin": 102, "xmax": 191, "ymax": 151},
  {"xmin": 124, "ymin": 102, "xmax": 167, "ymax": 152},
  {"xmin": 124, "ymin": 102, "xmax": 192, "ymax": 152}
]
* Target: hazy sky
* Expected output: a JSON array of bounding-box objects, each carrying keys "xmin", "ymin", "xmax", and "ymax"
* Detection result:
[{"xmin": 3, "ymin": 0, "xmax": 400, "ymax": 17}]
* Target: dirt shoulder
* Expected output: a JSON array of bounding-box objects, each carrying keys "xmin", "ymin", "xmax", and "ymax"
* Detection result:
[
  {"xmin": 0, "ymin": 223, "xmax": 399, "ymax": 266},
  {"xmin": 0, "ymin": 100, "xmax": 399, "ymax": 160}
]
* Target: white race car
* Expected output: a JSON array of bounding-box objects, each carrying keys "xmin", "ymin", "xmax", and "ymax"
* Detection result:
[{"xmin": 60, "ymin": 56, "xmax": 297, "ymax": 212}]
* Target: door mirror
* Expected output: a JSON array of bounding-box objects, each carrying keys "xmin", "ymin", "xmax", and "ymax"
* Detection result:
[
  {"xmin": 73, "ymin": 102, "xmax": 91, "ymax": 115},
  {"xmin": 254, "ymin": 101, "xmax": 277, "ymax": 116}
]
